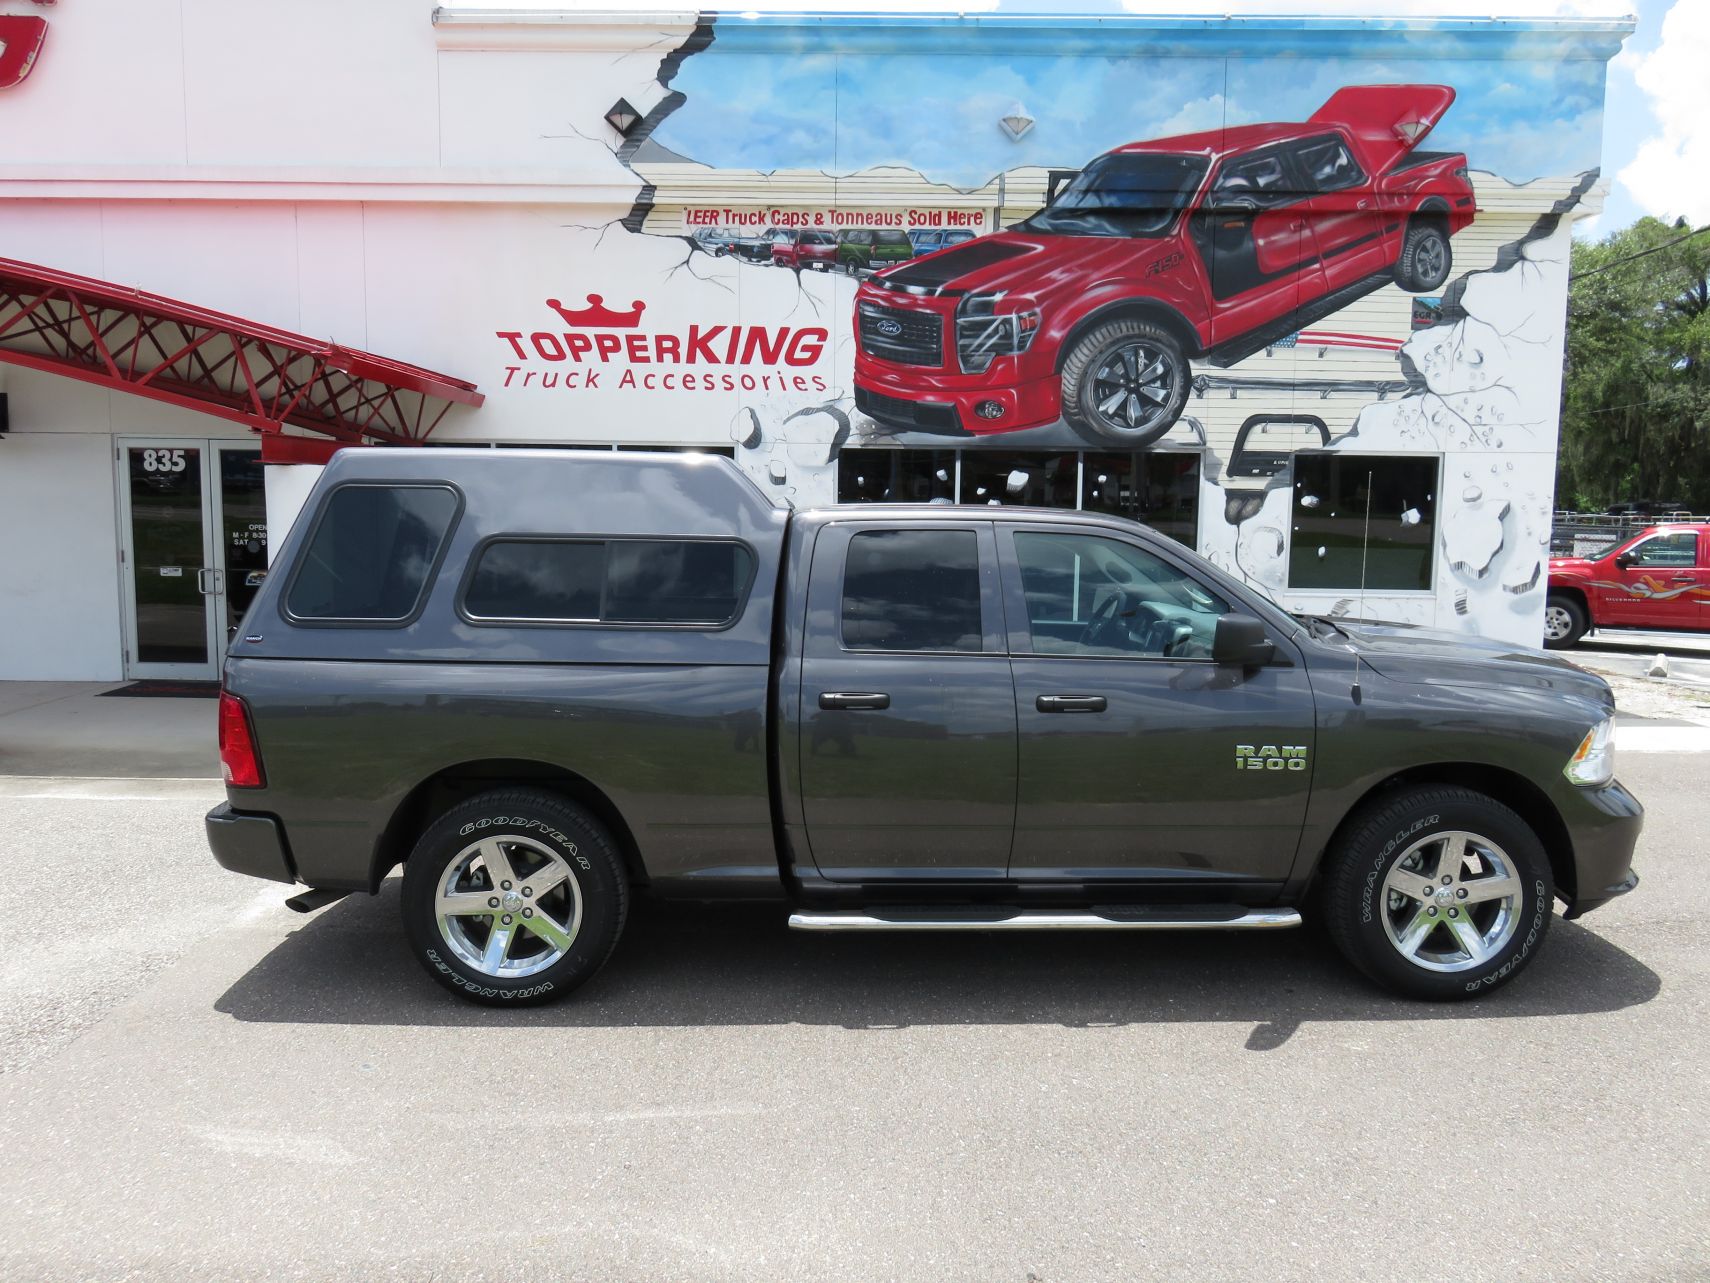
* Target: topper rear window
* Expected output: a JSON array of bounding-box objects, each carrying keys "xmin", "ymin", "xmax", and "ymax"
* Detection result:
[{"xmin": 284, "ymin": 483, "xmax": 461, "ymax": 625}]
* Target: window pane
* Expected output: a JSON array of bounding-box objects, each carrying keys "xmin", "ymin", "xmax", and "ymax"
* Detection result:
[
  {"xmin": 287, "ymin": 485, "xmax": 458, "ymax": 621},
  {"xmin": 960, "ymin": 453, "xmax": 1077, "ymax": 507},
  {"xmin": 1629, "ymin": 533, "xmax": 1697, "ymax": 567},
  {"xmin": 842, "ymin": 529, "xmax": 982, "ymax": 652},
  {"xmin": 465, "ymin": 541, "xmax": 604, "ymax": 619},
  {"xmin": 837, "ymin": 449, "xmax": 956, "ymax": 503},
  {"xmin": 605, "ymin": 541, "xmax": 753, "ymax": 623},
  {"xmin": 1080, "ymin": 451, "xmax": 1200, "ymax": 545},
  {"xmin": 1014, "ymin": 532, "xmax": 1227, "ymax": 658},
  {"xmin": 1288, "ymin": 455, "xmax": 1438, "ymax": 591}
]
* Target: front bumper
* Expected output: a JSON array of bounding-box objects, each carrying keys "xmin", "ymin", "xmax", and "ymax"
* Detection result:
[
  {"xmin": 854, "ymin": 355, "xmax": 1062, "ymax": 435},
  {"xmin": 206, "ymin": 803, "xmax": 297, "ymax": 884},
  {"xmin": 1559, "ymin": 778, "xmax": 1643, "ymax": 919}
]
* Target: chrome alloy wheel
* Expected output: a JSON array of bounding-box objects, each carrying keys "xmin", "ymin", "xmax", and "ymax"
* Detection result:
[
  {"xmin": 1543, "ymin": 604, "xmax": 1574, "ymax": 642},
  {"xmin": 435, "ymin": 836, "xmax": 584, "ymax": 979},
  {"xmin": 1381, "ymin": 831, "xmax": 1522, "ymax": 973},
  {"xmin": 1091, "ymin": 343, "xmax": 1179, "ymax": 436}
]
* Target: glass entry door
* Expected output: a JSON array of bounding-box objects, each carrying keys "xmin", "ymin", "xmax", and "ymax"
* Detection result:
[{"xmin": 117, "ymin": 440, "xmax": 267, "ymax": 680}]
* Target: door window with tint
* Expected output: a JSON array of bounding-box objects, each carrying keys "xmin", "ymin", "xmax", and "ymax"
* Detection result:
[
  {"xmin": 1012, "ymin": 531, "xmax": 1227, "ymax": 659},
  {"xmin": 1213, "ymin": 151, "xmax": 1296, "ymax": 207},
  {"xmin": 841, "ymin": 529, "xmax": 983, "ymax": 652},
  {"xmin": 1294, "ymin": 136, "xmax": 1365, "ymax": 193},
  {"xmin": 1624, "ymin": 532, "xmax": 1699, "ymax": 567}
]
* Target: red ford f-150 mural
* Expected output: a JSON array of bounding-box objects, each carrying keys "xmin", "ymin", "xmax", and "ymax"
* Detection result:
[
  {"xmin": 853, "ymin": 84, "xmax": 1477, "ymax": 445},
  {"xmin": 1545, "ymin": 524, "xmax": 1710, "ymax": 648}
]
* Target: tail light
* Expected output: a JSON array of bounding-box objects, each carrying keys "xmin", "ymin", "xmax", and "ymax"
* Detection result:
[{"xmin": 218, "ymin": 690, "xmax": 265, "ymax": 788}]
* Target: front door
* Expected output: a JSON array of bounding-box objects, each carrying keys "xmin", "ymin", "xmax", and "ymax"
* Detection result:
[
  {"xmin": 998, "ymin": 524, "xmax": 1314, "ymax": 892},
  {"xmin": 1594, "ymin": 529, "xmax": 1703, "ymax": 630},
  {"xmin": 1191, "ymin": 146, "xmax": 1325, "ymax": 346},
  {"xmin": 117, "ymin": 440, "xmax": 266, "ymax": 680},
  {"xmin": 797, "ymin": 521, "xmax": 1016, "ymax": 881}
]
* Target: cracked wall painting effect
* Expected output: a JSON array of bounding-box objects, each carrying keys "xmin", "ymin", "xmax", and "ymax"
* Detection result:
[{"xmin": 465, "ymin": 14, "xmax": 1610, "ymax": 644}]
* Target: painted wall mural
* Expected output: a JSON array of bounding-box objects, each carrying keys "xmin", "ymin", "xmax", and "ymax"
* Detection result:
[{"xmin": 460, "ymin": 14, "xmax": 1621, "ymax": 645}]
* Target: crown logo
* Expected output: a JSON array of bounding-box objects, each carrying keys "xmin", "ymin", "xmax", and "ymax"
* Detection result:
[{"xmin": 546, "ymin": 294, "xmax": 647, "ymax": 328}]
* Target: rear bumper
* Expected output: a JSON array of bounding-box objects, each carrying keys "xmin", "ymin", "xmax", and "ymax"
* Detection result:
[
  {"xmin": 205, "ymin": 803, "xmax": 297, "ymax": 884},
  {"xmin": 1559, "ymin": 778, "xmax": 1643, "ymax": 919}
]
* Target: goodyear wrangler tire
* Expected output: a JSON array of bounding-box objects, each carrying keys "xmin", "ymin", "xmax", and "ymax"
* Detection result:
[
  {"xmin": 1321, "ymin": 786, "xmax": 1552, "ymax": 1001},
  {"xmin": 1060, "ymin": 318, "xmax": 1190, "ymax": 447},
  {"xmin": 1395, "ymin": 217, "xmax": 1452, "ymax": 292},
  {"xmin": 401, "ymin": 789, "xmax": 629, "ymax": 1006}
]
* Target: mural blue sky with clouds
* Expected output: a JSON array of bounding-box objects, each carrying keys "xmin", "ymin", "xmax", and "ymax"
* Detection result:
[{"xmin": 652, "ymin": 19, "xmax": 1615, "ymax": 189}]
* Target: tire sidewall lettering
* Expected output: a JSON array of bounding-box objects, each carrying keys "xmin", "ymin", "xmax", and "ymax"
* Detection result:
[{"xmin": 1360, "ymin": 813, "xmax": 1439, "ymax": 925}]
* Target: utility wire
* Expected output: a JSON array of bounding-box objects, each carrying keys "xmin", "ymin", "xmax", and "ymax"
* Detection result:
[{"xmin": 1571, "ymin": 223, "xmax": 1710, "ymax": 280}]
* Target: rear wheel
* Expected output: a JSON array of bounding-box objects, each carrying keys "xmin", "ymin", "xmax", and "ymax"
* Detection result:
[
  {"xmin": 1059, "ymin": 317, "xmax": 1190, "ymax": 447},
  {"xmin": 1321, "ymin": 786, "xmax": 1553, "ymax": 1001},
  {"xmin": 401, "ymin": 789, "xmax": 629, "ymax": 1005},
  {"xmin": 1395, "ymin": 217, "xmax": 1452, "ymax": 292},
  {"xmin": 1543, "ymin": 592, "xmax": 1588, "ymax": 649}
]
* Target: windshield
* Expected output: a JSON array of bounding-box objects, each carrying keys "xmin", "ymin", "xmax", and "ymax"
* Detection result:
[{"xmin": 1019, "ymin": 153, "xmax": 1208, "ymax": 237}]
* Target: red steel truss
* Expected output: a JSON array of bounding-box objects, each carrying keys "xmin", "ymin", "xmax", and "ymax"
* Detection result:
[{"xmin": 0, "ymin": 257, "xmax": 483, "ymax": 446}]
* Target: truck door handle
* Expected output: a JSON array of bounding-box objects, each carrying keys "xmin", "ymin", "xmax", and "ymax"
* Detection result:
[
  {"xmin": 819, "ymin": 691, "xmax": 890, "ymax": 711},
  {"xmin": 1669, "ymin": 574, "xmax": 1695, "ymax": 583},
  {"xmin": 1036, "ymin": 694, "xmax": 1107, "ymax": 713}
]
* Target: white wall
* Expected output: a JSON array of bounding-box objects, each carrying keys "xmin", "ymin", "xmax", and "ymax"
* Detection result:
[{"xmin": 0, "ymin": 428, "xmax": 123, "ymax": 680}]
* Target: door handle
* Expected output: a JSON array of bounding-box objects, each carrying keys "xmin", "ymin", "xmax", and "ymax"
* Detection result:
[
  {"xmin": 196, "ymin": 568, "xmax": 220, "ymax": 595},
  {"xmin": 1036, "ymin": 694, "xmax": 1107, "ymax": 713},
  {"xmin": 1668, "ymin": 574, "xmax": 1696, "ymax": 582},
  {"xmin": 819, "ymin": 691, "xmax": 890, "ymax": 711}
]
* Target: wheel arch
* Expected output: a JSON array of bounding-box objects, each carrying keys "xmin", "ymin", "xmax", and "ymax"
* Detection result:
[
  {"xmin": 1549, "ymin": 582, "xmax": 1590, "ymax": 619},
  {"xmin": 369, "ymin": 758, "xmax": 648, "ymax": 893},
  {"xmin": 1054, "ymin": 298, "xmax": 1203, "ymax": 371},
  {"xmin": 1311, "ymin": 763, "xmax": 1576, "ymax": 905},
  {"xmin": 1411, "ymin": 197, "xmax": 1451, "ymax": 224}
]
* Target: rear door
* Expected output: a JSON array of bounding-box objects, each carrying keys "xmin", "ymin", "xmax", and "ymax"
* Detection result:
[
  {"xmin": 998, "ymin": 523, "xmax": 1314, "ymax": 892},
  {"xmin": 797, "ymin": 520, "xmax": 1017, "ymax": 881},
  {"xmin": 1292, "ymin": 133, "xmax": 1388, "ymax": 286}
]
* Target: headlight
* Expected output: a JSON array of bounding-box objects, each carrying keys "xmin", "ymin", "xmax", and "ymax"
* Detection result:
[
  {"xmin": 1563, "ymin": 717, "xmax": 1616, "ymax": 787},
  {"xmin": 956, "ymin": 292, "xmax": 1041, "ymax": 373}
]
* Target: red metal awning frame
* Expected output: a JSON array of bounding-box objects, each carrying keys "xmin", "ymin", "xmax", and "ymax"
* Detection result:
[{"xmin": 0, "ymin": 256, "xmax": 483, "ymax": 448}]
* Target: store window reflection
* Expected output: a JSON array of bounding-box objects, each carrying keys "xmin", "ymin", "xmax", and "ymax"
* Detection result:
[
  {"xmin": 837, "ymin": 449, "xmax": 956, "ymax": 503},
  {"xmin": 959, "ymin": 453, "xmax": 1077, "ymax": 508},
  {"xmin": 1081, "ymin": 452, "xmax": 1200, "ymax": 546}
]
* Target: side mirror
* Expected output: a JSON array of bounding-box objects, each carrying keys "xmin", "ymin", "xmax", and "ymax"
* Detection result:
[
  {"xmin": 1210, "ymin": 195, "xmax": 1259, "ymax": 215},
  {"xmin": 1614, "ymin": 551, "xmax": 1636, "ymax": 569},
  {"xmin": 1213, "ymin": 614, "xmax": 1275, "ymax": 669}
]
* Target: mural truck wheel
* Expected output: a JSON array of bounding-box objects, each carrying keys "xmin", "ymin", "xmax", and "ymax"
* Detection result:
[
  {"xmin": 1060, "ymin": 318, "xmax": 1190, "ymax": 447},
  {"xmin": 1396, "ymin": 217, "xmax": 1452, "ymax": 292},
  {"xmin": 1542, "ymin": 593, "xmax": 1588, "ymax": 649}
]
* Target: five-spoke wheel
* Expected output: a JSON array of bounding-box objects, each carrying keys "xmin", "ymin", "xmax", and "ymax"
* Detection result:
[
  {"xmin": 1321, "ymin": 785, "xmax": 1552, "ymax": 1000},
  {"xmin": 402, "ymin": 789, "xmax": 628, "ymax": 1005},
  {"xmin": 1060, "ymin": 316, "xmax": 1190, "ymax": 447}
]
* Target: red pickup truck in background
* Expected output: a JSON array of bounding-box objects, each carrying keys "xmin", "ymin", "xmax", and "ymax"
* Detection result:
[
  {"xmin": 1545, "ymin": 524, "xmax": 1710, "ymax": 648},
  {"xmin": 854, "ymin": 84, "xmax": 1476, "ymax": 445}
]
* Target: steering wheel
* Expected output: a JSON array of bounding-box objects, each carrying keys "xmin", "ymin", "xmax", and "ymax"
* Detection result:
[{"xmin": 1081, "ymin": 593, "xmax": 1128, "ymax": 650}]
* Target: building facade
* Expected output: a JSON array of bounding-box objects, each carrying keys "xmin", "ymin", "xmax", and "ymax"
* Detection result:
[{"xmin": 0, "ymin": 3, "xmax": 1630, "ymax": 680}]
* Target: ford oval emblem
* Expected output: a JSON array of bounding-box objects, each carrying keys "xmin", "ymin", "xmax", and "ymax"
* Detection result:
[{"xmin": 876, "ymin": 318, "xmax": 903, "ymax": 337}]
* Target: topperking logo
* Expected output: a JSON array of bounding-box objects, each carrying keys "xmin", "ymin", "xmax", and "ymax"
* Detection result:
[
  {"xmin": 494, "ymin": 294, "xmax": 829, "ymax": 394},
  {"xmin": 0, "ymin": 2, "xmax": 54, "ymax": 91}
]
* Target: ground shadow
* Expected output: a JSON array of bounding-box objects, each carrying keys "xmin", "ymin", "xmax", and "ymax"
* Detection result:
[{"xmin": 214, "ymin": 884, "xmax": 1661, "ymax": 1049}]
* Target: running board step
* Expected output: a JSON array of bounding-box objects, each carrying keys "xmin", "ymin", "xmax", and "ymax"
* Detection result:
[{"xmin": 788, "ymin": 906, "xmax": 1301, "ymax": 932}]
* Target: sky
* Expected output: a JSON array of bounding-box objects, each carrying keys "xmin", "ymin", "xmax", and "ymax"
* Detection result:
[{"xmin": 461, "ymin": 0, "xmax": 1706, "ymax": 236}]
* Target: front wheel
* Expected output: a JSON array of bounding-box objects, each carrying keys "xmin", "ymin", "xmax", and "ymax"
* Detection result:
[
  {"xmin": 1543, "ymin": 592, "xmax": 1588, "ymax": 649},
  {"xmin": 401, "ymin": 789, "xmax": 629, "ymax": 1006},
  {"xmin": 1320, "ymin": 786, "xmax": 1553, "ymax": 1001},
  {"xmin": 1059, "ymin": 318, "xmax": 1190, "ymax": 447}
]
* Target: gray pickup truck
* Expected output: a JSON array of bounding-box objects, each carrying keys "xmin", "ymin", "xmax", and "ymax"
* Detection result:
[{"xmin": 207, "ymin": 449, "xmax": 1641, "ymax": 1005}]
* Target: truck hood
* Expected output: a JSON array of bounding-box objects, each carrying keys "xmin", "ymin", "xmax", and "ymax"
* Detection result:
[
  {"xmin": 872, "ymin": 231, "xmax": 1166, "ymax": 300},
  {"xmin": 1549, "ymin": 557, "xmax": 1594, "ymax": 575},
  {"xmin": 1336, "ymin": 619, "xmax": 1613, "ymax": 709}
]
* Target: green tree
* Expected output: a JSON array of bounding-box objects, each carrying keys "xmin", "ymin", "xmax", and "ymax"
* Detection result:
[{"xmin": 1559, "ymin": 216, "xmax": 1710, "ymax": 512}]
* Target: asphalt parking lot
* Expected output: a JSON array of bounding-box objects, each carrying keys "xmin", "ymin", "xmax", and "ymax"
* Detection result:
[{"xmin": 1, "ymin": 752, "xmax": 1706, "ymax": 1283}]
